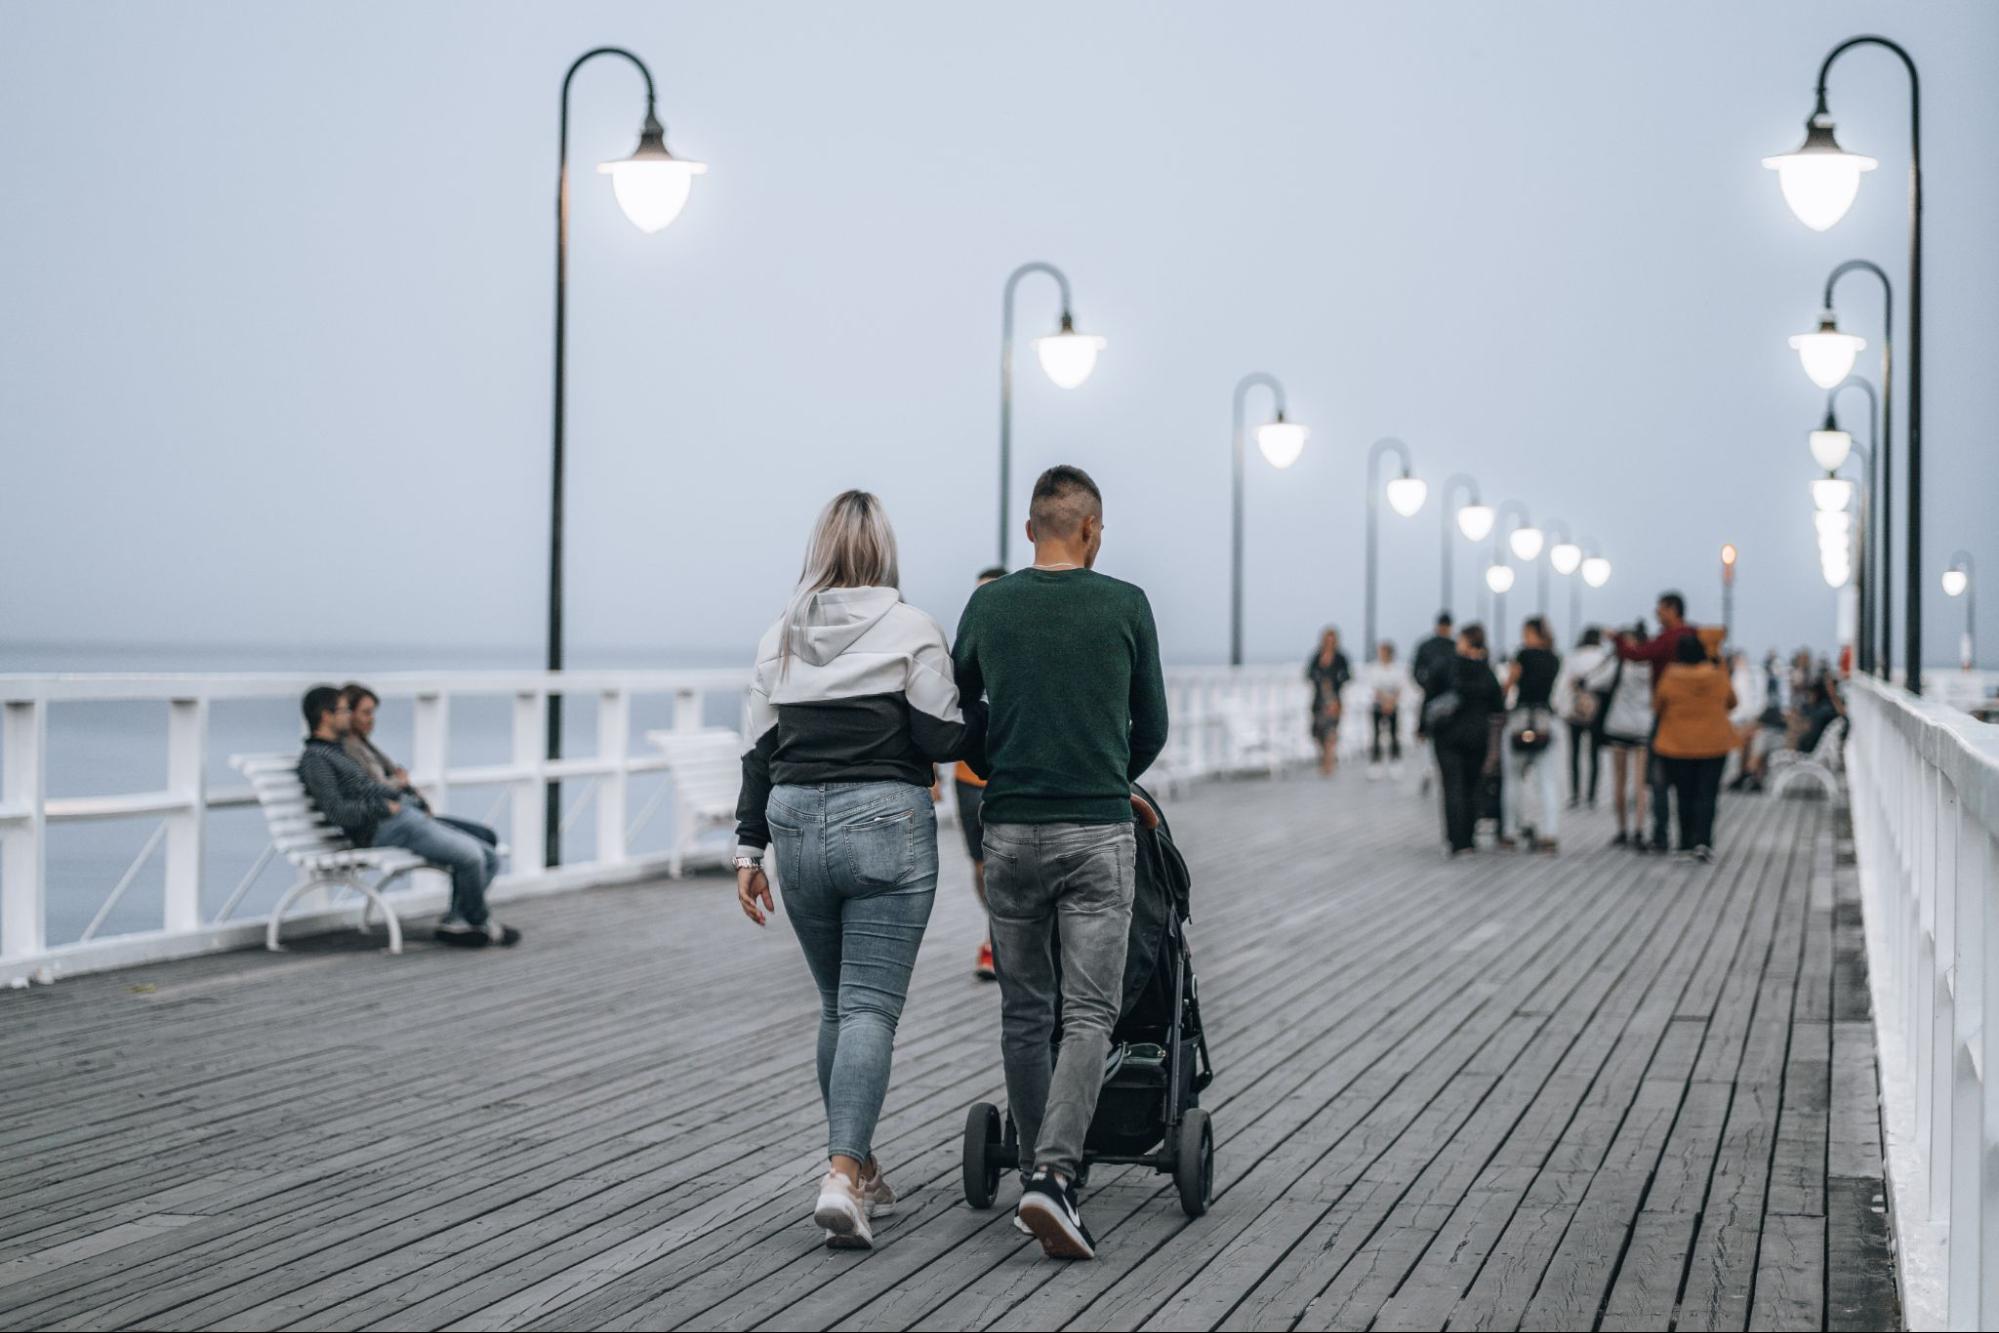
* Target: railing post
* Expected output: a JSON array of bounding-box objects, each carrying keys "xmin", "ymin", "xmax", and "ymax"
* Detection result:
[
  {"xmin": 1931, "ymin": 766, "xmax": 1958, "ymax": 1225},
  {"xmin": 597, "ymin": 687, "xmax": 629, "ymax": 866},
  {"xmin": 162, "ymin": 697, "xmax": 206, "ymax": 935},
  {"xmin": 1950, "ymin": 779, "xmax": 1983, "ymax": 1328},
  {"xmin": 512, "ymin": 688, "xmax": 547, "ymax": 875},
  {"xmin": 1, "ymin": 698, "xmax": 48, "ymax": 966},
  {"xmin": 412, "ymin": 689, "xmax": 449, "ymax": 811},
  {"xmin": 673, "ymin": 688, "xmax": 701, "ymax": 733},
  {"xmin": 1975, "ymin": 818, "xmax": 1999, "ymax": 1327}
]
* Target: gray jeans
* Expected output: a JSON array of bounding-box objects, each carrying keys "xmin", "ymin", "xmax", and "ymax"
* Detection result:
[
  {"xmin": 983, "ymin": 821, "xmax": 1136, "ymax": 1179},
  {"xmin": 768, "ymin": 781, "xmax": 937, "ymax": 1164}
]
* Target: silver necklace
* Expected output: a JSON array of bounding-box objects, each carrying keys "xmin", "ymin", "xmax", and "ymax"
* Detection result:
[{"xmin": 1032, "ymin": 561, "xmax": 1082, "ymax": 571}]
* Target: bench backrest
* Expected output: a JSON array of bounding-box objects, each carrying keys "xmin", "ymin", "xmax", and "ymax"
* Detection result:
[
  {"xmin": 645, "ymin": 728, "xmax": 743, "ymax": 811},
  {"xmin": 232, "ymin": 753, "xmax": 355, "ymax": 863}
]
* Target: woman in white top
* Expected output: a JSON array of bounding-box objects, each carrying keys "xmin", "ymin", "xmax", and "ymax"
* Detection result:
[
  {"xmin": 1555, "ymin": 628, "xmax": 1609, "ymax": 809},
  {"xmin": 1584, "ymin": 624, "xmax": 1653, "ymax": 847},
  {"xmin": 1362, "ymin": 640, "xmax": 1411, "ymax": 776}
]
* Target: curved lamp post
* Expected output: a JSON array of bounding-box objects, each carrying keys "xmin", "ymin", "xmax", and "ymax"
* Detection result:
[
  {"xmin": 547, "ymin": 47, "xmax": 704, "ymax": 868},
  {"xmin": 1766, "ymin": 34, "xmax": 1923, "ymax": 692},
  {"xmin": 1230, "ymin": 373, "xmax": 1306, "ymax": 666},
  {"xmin": 1541, "ymin": 518, "xmax": 1576, "ymax": 634},
  {"xmin": 1484, "ymin": 541, "xmax": 1517, "ymax": 657},
  {"xmin": 1813, "ymin": 374, "xmax": 1883, "ymax": 675},
  {"xmin": 998, "ymin": 262, "xmax": 1103, "ymax": 569},
  {"xmin": 1364, "ymin": 438, "xmax": 1425, "ymax": 658},
  {"xmin": 1438, "ymin": 473, "xmax": 1489, "ymax": 619},
  {"xmin": 1943, "ymin": 552, "xmax": 1974, "ymax": 669}
]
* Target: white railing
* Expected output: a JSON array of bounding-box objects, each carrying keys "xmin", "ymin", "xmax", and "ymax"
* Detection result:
[
  {"xmin": 1846, "ymin": 673, "xmax": 1999, "ymax": 1329},
  {"xmin": 0, "ymin": 665, "xmax": 1314, "ymax": 986}
]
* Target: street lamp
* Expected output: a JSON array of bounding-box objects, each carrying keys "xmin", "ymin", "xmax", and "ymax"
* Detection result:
[
  {"xmin": 1943, "ymin": 552, "xmax": 1975, "ymax": 669},
  {"xmin": 1437, "ymin": 474, "xmax": 1485, "ymax": 619},
  {"xmin": 1230, "ymin": 373, "xmax": 1305, "ymax": 667},
  {"xmin": 547, "ymin": 46, "xmax": 703, "ymax": 869},
  {"xmin": 1818, "ymin": 375, "xmax": 1883, "ymax": 676},
  {"xmin": 1485, "ymin": 551, "xmax": 1516, "ymax": 656},
  {"xmin": 1581, "ymin": 552, "xmax": 1613, "ymax": 589},
  {"xmin": 1721, "ymin": 543, "xmax": 1738, "ymax": 641},
  {"xmin": 1766, "ymin": 35, "xmax": 1923, "ymax": 693},
  {"xmin": 997, "ymin": 263, "xmax": 1104, "ymax": 568},
  {"xmin": 1364, "ymin": 438, "xmax": 1424, "ymax": 658},
  {"xmin": 1541, "ymin": 518, "xmax": 1575, "ymax": 633}
]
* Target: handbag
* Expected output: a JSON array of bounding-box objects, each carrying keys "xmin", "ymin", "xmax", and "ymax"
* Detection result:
[{"xmin": 1509, "ymin": 705, "xmax": 1555, "ymax": 754}]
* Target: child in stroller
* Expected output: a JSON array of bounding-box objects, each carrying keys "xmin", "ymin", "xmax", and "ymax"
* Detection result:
[{"xmin": 962, "ymin": 785, "xmax": 1216, "ymax": 1220}]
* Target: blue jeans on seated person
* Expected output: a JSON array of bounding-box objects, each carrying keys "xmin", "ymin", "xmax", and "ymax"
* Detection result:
[
  {"xmin": 768, "ymin": 781, "xmax": 937, "ymax": 1165},
  {"xmin": 373, "ymin": 804, "xmax": 502, "ymax": 927}
]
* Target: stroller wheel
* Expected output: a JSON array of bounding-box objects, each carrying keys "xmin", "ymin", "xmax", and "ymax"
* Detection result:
[
  {"xmin": 963, "ymin": 1103, "xmax": 1003, "ymax": 1209},
  {"xmin": 1175, "ymin": 1108, "xmax": 1213, "ymax": 1217}
]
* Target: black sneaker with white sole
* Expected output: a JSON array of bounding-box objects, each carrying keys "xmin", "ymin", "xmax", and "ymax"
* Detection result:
[
  {"xmin": 1015, "ymin": 1170, "xmax": 1095, "ymax": 1259},
  {"xmin": 434, "ymin": 920, "xmax": 523, "ymax": 948}
]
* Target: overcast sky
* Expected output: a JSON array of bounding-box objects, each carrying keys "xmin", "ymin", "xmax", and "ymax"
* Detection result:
[{"xmin": 2, "ymin": 1, "xmax": 1994, "ymax": 671}]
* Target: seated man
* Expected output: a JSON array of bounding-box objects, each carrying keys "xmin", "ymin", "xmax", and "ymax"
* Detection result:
[
  {"xmin": 339, "ymin": 683, "xmax": 499, "ymax": 847},
  {"xmin": 296, "ymin": 685, "xmax": 520, "ymax": 948}
]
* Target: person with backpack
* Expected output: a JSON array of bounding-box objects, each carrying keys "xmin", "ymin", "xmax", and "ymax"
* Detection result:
[
  {"xmin": 1586, "ymin": 621, "xmax": 1654, "ymax": 848},
  {"xmin": 1555, "ymin": 627, "xmax": 1608, "ymax": 809},
  {"xmin": 1427, "ymin": 622, "xmax": 1505, "ymax": 855},
  {"xmin": 1501, "ymin": 616, "xmax": 1563, "ymax": 852}
]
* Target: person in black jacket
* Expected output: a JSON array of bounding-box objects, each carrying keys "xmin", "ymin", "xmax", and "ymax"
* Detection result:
[
  {"xmin": 1411, "ymin": 612, "xmax": 1457, "ymax": 794},
  {"xmin": 1429, "ymin": 623, "xmax": 1505, "ymax": 855}
]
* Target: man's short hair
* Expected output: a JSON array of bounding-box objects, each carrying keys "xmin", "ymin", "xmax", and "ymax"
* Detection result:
[
  {"xmin": 1029, "ymin": 465, "xmax": 1103, "ymax": 539},
  {"xmin": 975, "ymin": 565, "xmax": 1007, "ymax": 582},
  {"xmin": 1658, "ymin": 591, "xmax": 1686, "ymax": 618},
  {"xmin": 340, "ymin": 682, "xmax": 379, "ymax": 709},
  {"xmin": 1459, "ymin": 622, "xmax": 1486, "ymax": 652},
  {"xmin": 1435, "ymin": 611, "xmax": 1454, "ymax": 629},
  {"xmin": 302, "ymin": 685, "xmax": 343, "ymax": 732}
]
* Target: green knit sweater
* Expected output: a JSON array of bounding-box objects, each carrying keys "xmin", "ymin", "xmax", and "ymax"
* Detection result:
[{"xmin": 951, "ymin": 568, "xmax": 1169, "ymax": 825}]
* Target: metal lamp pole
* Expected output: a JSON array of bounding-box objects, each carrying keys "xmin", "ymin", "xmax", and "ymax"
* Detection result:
[
  {"xmin": 1364, "ymin": 437, "xmax": 1419, "ymax": 659},
  {"xmin": 1438, "ymin": 473, "xmax": 1483, "ymax": 620},
  {"xmin": 1825, "ymin": 374, "xmax": 1882, "ymax": 675},
  {"xmin": 1492, "ymin": 500, "xmax": 1534, "ymax": 645},
  {"xmin": 1774, "ymin": 37, "xmax": 1922, "ymax": 691},
  {"xmin": 1721, "ymin": 544, "xmax": 1737, "ymax": 642},
  {"xmin": 1540, "ymin": 517, "xmax": 1572, "ymax": 628},
  {"xmin": 548, "ymin": 47, "xmax": 697, "ymax": 868},
  {"xmin": 998, "ymin": 262, "xmax": 1098, "ymax": 569},
  {"xmin": 1230, "ymin": 373, "xmax": 1290, "ymax": 668}
]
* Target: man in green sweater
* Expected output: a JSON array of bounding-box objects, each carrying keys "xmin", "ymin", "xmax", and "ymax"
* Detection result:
[{"xmin": 952, "ymin": 464, "xmax": 1169, "ymax": 1259}]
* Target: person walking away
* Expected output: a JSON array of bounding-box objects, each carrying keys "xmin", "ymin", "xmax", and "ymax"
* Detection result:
[
  {"xmin": 1306, "ymin": 627, "xmax": 1352, "ymax": 776},
  {"xmin": 1362, "ymin": 640, "xmax": 1409, "ymax": 779},
  {"xmin": 1587, "ymin": 622, "xmax": 1654, "ymax": 848},
  {"xmin": 339, "ymin": 684, "xmax": 500, "ymax": 847},
  {"xmin": 295, "ymin": 686, "xmax": 517, "ymax": 946},
  {"xmin": 952, "ymin": 465, "xmax": 1168, "ymax": 1260},
  {"xmin": 1555, "ymin": 628, "xmax": 1608, "ymax": 809},
  {"xmin": 732, "ymin": 491, "xmax": 978, "ymax": 1251},
  {"xmin": 1427, "ymin": 622, "xmax": 1505, "ymax": 855},
  {"xmin": 1613, "ymin": 592, "xmax": 1699, "ymax": 853},
  {"xmin": 1501, "ymin": 616, "xmax": 1563, "ymax": 852},
  {"xmin": 1724, "ymin": 650, "xmax": 1767, "ymax": 792},
  {"xmin": 954, "ymin": 565, "xmax": 1007, "ymax": 980},
  {"xmin": 1411, "ymin": 612, "xmax": 1456, "ymax": 795},
  {"xmin": 1652, "ymin": 634, "xmax": 1737, "ymax": 862}
]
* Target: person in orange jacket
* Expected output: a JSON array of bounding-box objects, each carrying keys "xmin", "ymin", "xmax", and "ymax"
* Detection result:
[{"xmin": 1652, "ymin": 632, "xmax": 1738, "ymax": 863}]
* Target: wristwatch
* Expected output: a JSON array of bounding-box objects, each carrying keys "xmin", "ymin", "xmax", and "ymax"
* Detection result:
[{"xmin": 732, "ymin": 855, "xmax": 763, "ymax": 872}]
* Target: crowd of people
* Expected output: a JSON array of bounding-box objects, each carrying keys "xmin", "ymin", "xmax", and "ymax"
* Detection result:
[{"xmin": 1313, "ymin": 593, "xmax": 1849, "ymax": 865}]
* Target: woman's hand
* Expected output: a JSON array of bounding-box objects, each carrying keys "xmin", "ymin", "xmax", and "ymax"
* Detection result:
[{"xmin": 737, "ymin": 864, "xmax": 773, "ymax": 926}]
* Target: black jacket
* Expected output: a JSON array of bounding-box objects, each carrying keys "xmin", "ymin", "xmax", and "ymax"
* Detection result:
[
  {"xmin": 297, "ymin": 737, "xmax": 401, "ymax": 846},
  {"xmin": 1437, "ymin": 656, "xmax": 1506, "ymax": 754}
]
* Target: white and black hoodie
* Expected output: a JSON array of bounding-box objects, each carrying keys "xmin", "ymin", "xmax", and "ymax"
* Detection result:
[{"xmin": 734, "ymin": 587, "xmax": 977, "ymax": 858}]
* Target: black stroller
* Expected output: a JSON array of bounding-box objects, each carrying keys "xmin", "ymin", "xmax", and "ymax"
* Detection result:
[{"xmin": 961, "ymin": 785, "xmax": 1216, "ymax": 1217}]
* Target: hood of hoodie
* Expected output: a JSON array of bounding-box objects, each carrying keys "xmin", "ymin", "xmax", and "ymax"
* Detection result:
[{"xmin": 787, "ymin": 586, "xmax": 902, "ymax": 666}]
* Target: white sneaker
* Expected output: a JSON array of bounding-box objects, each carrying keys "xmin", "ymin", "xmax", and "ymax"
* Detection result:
[
  {"xmin": 858, "ymin": 1160, "xmax": 897, "ymax": 1217},
  {"xmin": 814, "ymin": 1169, "xmax": 873, "ymax": 1249}
]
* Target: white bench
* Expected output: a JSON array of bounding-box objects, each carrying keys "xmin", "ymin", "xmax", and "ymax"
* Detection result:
[
  {"xmin": 1768, "ymin": 715, "xmax": 1848, "ymax": 798},
  {"xmin": 232, "ymin": 753, "xmax": 511, "ymax": 954},
  {"xmin": 645, "ymin": 728, "xmax": 743, "ymax": 877}
]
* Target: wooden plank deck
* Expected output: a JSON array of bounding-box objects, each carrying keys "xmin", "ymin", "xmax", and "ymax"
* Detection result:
[{"xmin": 0, "ymin": 770, "xmax": 1901, "ymax": 1331}]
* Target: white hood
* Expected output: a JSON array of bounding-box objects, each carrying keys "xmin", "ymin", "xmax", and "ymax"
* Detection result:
[{"xmin": 786, "ymin": 586, "xmax": 902, "ymax": 667}]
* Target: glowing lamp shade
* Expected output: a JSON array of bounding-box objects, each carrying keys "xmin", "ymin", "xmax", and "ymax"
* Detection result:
[
  {"xmin": 1763, "ymin": 119, "xmax": 1877, "ymax": 232},
  {"xmin": 1790, "ymin": 317, "xmax": 1866, "ymax": 390},
  {"xmin": 1456, "ymin": 503, "xmax": 1495, "ymax": 542},
  {"xmin": 1809, "ymin": 428, "xmax": 1853, "ymax": 472},
  {"xmin": 1581, "ymin": 557, "xmax": 1612, "ymax": 588},
  {"xmin": 1385, "ymin": 475, "xmax": 1428, "ymax": 517},
  {"xmin": 1549, "ymin": 542, "xmax": 1583, "ymax": 576},
  {"xmin": 1814, "ymin": 510, "xmax": 1852, "ymax": 546},
  {"xmin": 1255, "ymin": 419, "xmax": 1308, "ymax": 469},
  {"xmin": 598, "ymin": 152, "xmax": 706, "ymax": 233},
  {"xmin": 1811, "ymin": 477, "xmax": 1855, "ymax": 513},
  {"xmin": 1484, "ymin": 564, "xmax": 1516, "ymax": 594},
  {"xmin": 1823, "ymin": 561, "xmax": 1852, "ymax": 589},
  {"xmin": 1033, "ymin": 330, "xmax": 1106, "ymax": 389},
  {"xmin": 1943, "ymin": 568, "xmax": 1970, "ymax": 598},
  {"xmin": 1508, "ymin": 526, "xmax": 1545, "ymax": 562}
]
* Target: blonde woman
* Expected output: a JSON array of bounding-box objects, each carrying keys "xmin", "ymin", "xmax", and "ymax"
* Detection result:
[{"xmin": 733, "ymin": 490, "xmax": 977, "ymax": 1251}]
